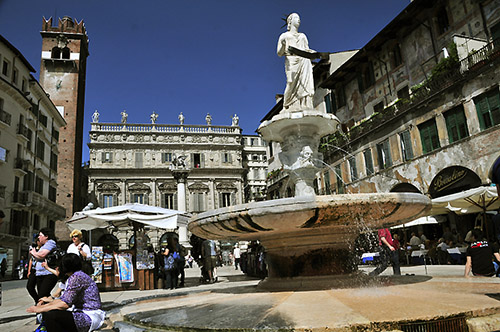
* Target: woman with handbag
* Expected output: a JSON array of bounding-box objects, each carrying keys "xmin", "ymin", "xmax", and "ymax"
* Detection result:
[
  {"xmin": 67, "ymin": 229, "xmax": 94, "ymax": 275},
  {"xmin": 28, "ymin": 228, "xmax": 59, "ymax": 303}
]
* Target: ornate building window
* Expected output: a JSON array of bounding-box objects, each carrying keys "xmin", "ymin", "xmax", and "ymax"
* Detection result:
[
  {"xmin": 189, "ymin": 182, "xmax": 209, "ymax": 212},
  {"xmin": 97, "ymin": 183, "xmax": 120, "ymax": 208},
  {"xmin": 159, "ymin": 182, "xmax": 177, "ymax": 209},
  {"xmin": 216, "ymin": 181, "xmax": 237, "ymax": 208},
  {"xmin": 102, "ymin": 151, "xmax": 113, "ymax": 163},
  {"xmin": 191, "ymin": 153, "xmax": 204, "ymax": 168},
  {"xmin": 162, "ymin": 152, "xmax": 172, "ymax": 163},
  {"xmin": 128, "ymin": 183, "xmax": 150, "ymax": 205}
]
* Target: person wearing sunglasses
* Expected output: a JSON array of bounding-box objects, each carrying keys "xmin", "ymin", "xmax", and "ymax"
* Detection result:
[{"xmin": 67, "ymin": 229, "xmax": 91, "ymax": 260}]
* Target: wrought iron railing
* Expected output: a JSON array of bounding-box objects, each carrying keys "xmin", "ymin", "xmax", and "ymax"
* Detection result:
[{"xmin": 0, "ymin": 109, "xmax": 12, "ymax": 125}]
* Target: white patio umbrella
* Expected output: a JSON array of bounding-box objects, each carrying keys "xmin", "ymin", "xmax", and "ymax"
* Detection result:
[
  {"xmin": 66, "ymin": 203, "xmax": 191, "ymax": 231},
  {"xmin": 391, "ymin": 216, "xmax": 440, "ymax": 229},
  {"xmin": 430, "ymin": 186, "xmax": 499, "ymax": 215}
]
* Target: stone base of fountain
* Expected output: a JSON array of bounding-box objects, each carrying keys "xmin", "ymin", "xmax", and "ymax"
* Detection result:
[
  {"xmin": 118, "ymin": 266, "xmax": 500, "ymax": 332},
  {"xmin": 189, "ymin": 193, "xmax": 431, "ymax": 288}
]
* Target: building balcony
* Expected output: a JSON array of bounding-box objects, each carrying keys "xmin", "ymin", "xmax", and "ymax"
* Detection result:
[
  {"xmin": 19, "ymin": 191, "xmax": 66, "ymax": 220},
  {"xmin": 0, "ymin": 109, "xmax": 12, "ymax": 127},
  {"xmin": 13, "ymin": 158, "xmax": 30, "ymax": 176},
  {"xmin": 17, "ymin": 124, "xmax": 30, "ymax": 141},
  {"xmin": 11, "ymin": 191, "xmax": 29, "ymax": 207}
]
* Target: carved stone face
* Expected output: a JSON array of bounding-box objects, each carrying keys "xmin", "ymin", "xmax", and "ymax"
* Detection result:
[{"xmin": 287, "ymin": 13, "xmax": 300, "ymax": 31}]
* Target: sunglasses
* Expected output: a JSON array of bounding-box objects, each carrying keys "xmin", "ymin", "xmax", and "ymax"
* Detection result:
[{"xmin": 72, "ymin": 235, "xmax": 79, "ymax": 238}]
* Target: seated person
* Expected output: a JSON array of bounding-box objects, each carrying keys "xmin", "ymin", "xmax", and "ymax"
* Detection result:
[
  {"xmin": 408, "ymin": 232, "xmax": 421, "ymax": 249},
  {"xmin": 27, "ymin": 253, "xmax": 105, "ymax": 331},
  {"xmin": 436, "ymin": 238, "xmax": 450, "ymax": 264},
  {"xmin": 464, "ymin": 229, "xmax": 500, "ymax": 277}
]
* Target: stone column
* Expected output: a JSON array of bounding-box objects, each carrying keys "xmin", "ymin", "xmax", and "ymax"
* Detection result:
[
  {"xmin": 172, "ymin": 170, "xmax": 190, "ymax": 245},
  {"xmin": 121, "ymin": 179, "xmax": 127, "ymax": 204},
  {"xmin": 172, "ymin": 171, "xmax": 189, "ymax": 212},
  {"xmin": 152, "ymin": 178, "xmax": 157, "ymax": 206}
]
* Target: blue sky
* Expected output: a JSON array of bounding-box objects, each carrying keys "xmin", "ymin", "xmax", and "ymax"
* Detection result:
[{"xmin": 0, "ymin": 0, "xmax": 410, "ymax": 161}]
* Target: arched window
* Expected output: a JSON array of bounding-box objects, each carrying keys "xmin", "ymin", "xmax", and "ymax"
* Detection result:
[
  {"xmin": 51, "ymin": 47, "xmax": 61, "ymax": 59},
  {"xmin": 97, "ymin": 234, "xmax": 119, "ymax": 252},
  {"xmin": 159, "ymin": 232, "xmax": 178, "ymax": 248},
  {"xmin": 61, "ymin": 47, "xmax": 70, "ymax": 59},
  {"xmin": 128, "ymin": 234, "xmax": 151, "ymax": 249}
]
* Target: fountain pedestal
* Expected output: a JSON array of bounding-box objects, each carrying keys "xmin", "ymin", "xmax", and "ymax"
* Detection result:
[{"xmin": 258, "ymin": 110, "xmax": 340, "ymax": 197}]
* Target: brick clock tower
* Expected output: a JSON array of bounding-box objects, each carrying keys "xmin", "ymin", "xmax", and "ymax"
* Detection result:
[{"xmin": 39, "ymin": 17, "xmax": 89, "ymax": 239}]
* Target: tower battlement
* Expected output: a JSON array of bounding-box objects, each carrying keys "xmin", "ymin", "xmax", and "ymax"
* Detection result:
[{"xmin": 42, "ymin": 16, "xmax": 88, "ymax": 42}]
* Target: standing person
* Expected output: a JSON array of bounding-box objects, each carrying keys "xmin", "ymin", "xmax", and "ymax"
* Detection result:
[
  {"xmin": 28, "ymin": 228, "xmax": 58, "ymax": 303},
  {"xmin": 277, "ymin": 13, "xmax": 315, "ymax": 112},
  {"xmin": 465, "ymin": 228, "xmax": 500, "ymax": 277},
  {"xmin": 27, "ymin": 237, "xmax": 41, "ymax": 303},
  {"xmin": 173, "ymin": 237, "xmax": 186, "ymax": 287},
  {"xmin": 490, "ymin": 157, "xmax": 500, "ymax": 196},
  {"xmin": 233, "ymin": 245, "xmax": 241, "ymax": 270},
  {"xmin": 201, "ymin": 239, "xmax": 217, "ymax": 283},
  {"xmin": 67, "ymin": 229, "xmax": 93, "ymax": 275},
  {"xmin": 67, "ymin": 229, "xmax": 91, "ymax": 259},
  {"xmin": 26, "ymin": 253, "xmax": 105, "ymax": 332},
  {"xmin": 161, "ymin": 241, "xmax": 178, "ymax": 290},
  {"xmin": 0, "ymin": 258, "xmax": 6, "ymax": 279},
  {"xmin": 369, "ymin": 228, "xmax": 401, "ymax": 276}
]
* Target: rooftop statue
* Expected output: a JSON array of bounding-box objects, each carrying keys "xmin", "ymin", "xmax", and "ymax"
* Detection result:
[
  {"xmin": 92, "ymin": 110, "xmax": 99, "ymax": 123},
  {"xmin": 121, "ymin": 110, "xmax": 128, "ymax": 124},
  {"xmin": 151, "ymin": 111, "xmax": 158, "ymax": 124}
]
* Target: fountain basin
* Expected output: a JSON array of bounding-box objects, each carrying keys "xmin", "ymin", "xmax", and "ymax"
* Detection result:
[{"xmin": 189, "ymin": 193, "xmax": 431, "ymax": 283}]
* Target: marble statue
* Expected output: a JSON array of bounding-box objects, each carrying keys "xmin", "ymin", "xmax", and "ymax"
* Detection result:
[
  {"xmin": 205, "ymin": 113, "xmax": 212, "ymax": 125},
  {"xmin": 178, "ymin": 112, "xmax": 185, "ymax": 125},
  {"xmin": 121, "ymin": 110, "xmax": 128, "ymax": 124},
  {"xmin": 170, "ymin": 154, "xmax": 187, "ymax": 169},
  {"xmin": 151, "ymin": 111, "xmax": 158, "ymax": 124},
  {"xmin": 283, "ymin": 145, "xmax": 315, "ymax": 171},
  {"xmin": 277, "ymin": 13, "xmax": 315, "ymax": 112},
  {"xmin": 92, "ymin": 110, "xmax": 99, "ymax": 123},
  {"xmin": 232, "ymin": 114, "xmax": 239, "ymax": 126}
]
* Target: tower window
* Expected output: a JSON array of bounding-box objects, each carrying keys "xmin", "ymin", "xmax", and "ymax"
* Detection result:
[
  {"xmin": 51, "ymin": 47, "xmax": 61, "ymax": 59},
  {"xmin": 62, "ymin": 47, "xmax": 70, "ymax": 59}
]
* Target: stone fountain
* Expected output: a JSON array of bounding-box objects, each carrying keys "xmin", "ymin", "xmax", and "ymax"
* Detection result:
[
  {"xmin": 116, "ymin": 14, "xmax": 500, "ymax": 332},
  {"xmin": 188, "ymin": 12, "xmax": 431, "ymax": 289}
]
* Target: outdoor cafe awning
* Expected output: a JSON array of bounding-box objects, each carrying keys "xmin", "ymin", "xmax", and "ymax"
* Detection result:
[
  {"xmin": 430, "ymin": 186, "xmax": 499, "ymax": 215},
  {"xmin": 391, "ymin": 216, "xmax": 442, "ymax": 229},
  {"xmin": 66, "ymin": 203, "xmax": 191, "ymax": 231}
]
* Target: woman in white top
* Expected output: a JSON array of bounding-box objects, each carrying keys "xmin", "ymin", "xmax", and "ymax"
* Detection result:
[{"xmin": 67, "ymin": 229, "xmax": 91, "ymax": 260}]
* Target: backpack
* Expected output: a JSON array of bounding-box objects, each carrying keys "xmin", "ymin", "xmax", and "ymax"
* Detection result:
[
  {"xmin": 46, "ymin": 246, "xmax": 65, "ymax": 269},
  {"xmin": 164, "ymin": 254, "xmax": 176, "ymax": 271}
]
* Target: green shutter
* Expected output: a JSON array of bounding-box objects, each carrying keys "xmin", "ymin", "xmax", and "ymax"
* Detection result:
[{"xmin": 475, "ymin": 95, "xmax": 489, "ymax": 130}]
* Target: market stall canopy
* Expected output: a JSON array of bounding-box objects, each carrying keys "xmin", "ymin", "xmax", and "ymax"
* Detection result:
[
  {"xmin": 391, "ymin": 216, "xmax": 442, "ymax": 229},
  {"xmin": 66, "ymin": 203, "xmax": 191, "ymax": 231},
  {"xmin": 430, "ymin": 186, "xmax": 499, "ymax": 215}
]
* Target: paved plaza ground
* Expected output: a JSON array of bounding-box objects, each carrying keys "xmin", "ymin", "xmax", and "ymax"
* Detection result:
[{"xmin": 2, "ymin": 264, "xmax": 500, "ymax": 331}]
